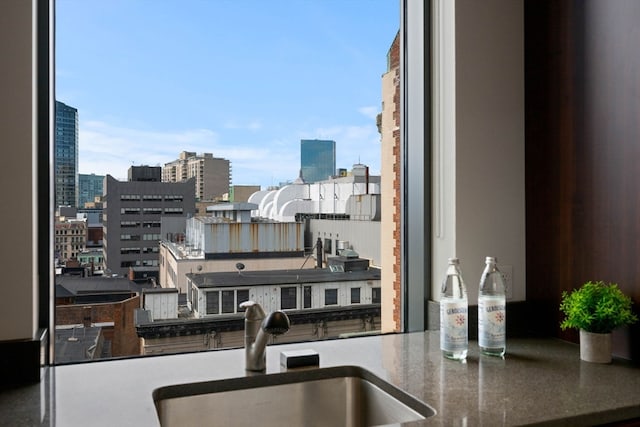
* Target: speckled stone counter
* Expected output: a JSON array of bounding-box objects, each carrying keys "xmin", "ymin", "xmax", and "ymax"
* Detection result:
[{"xmin": 1, "ymin": 331, "xmax": 639, "ymax": 426}]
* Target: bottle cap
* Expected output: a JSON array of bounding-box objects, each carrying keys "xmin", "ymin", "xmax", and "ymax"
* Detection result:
[{"xmin": 485, "ymin": 256, "xmax": 497, "ymax": 263}]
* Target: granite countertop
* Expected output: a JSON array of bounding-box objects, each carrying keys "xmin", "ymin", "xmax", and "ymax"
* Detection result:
[{"xmin": 2, "ymin": 331, "xmax": 640, "ymax": 426}]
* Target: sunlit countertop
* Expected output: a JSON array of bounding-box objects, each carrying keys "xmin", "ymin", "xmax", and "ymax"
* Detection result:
[{"xmin": 2, "ymin": 331, "xmax": 640, "ymax": 426}]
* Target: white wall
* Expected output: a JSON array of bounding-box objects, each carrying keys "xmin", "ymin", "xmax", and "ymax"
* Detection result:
[
  {"xmin": 0, "ymin": 0, "xmax": 39, "ymax": 341},
  {"xmin": 432, "ymin": 0, "xmax": 525, "ymax": 303}
]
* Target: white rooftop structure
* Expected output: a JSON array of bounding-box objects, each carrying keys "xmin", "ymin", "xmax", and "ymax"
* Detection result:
[{"xmin": 249, "ymin": 164, "xmax": 380, "ymax": 222}]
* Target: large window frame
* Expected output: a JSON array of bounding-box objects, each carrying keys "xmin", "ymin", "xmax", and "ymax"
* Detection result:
[{"xmin": 32, "ymin": 0, "xmax": 430, "ymax": 365}]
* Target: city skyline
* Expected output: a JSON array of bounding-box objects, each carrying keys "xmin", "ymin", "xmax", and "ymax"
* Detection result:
[{"xmin": 55, "ymin": 0, "xmax": 399, "ymax": 189}]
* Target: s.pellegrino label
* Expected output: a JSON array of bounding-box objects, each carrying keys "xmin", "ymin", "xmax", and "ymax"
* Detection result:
[
  {"xmin": 440, "ymin": 299, "xmax": 468, "ymax": 352},
  {"xmin": 478, "ymin": 295, "xmax": 506, "ymax": 348}
]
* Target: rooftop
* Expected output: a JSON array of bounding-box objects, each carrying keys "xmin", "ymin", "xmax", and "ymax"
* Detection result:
[
  {"xmin": 56, "ymin": 276, "xmax": 152, "ymax": 297},
  {"xmin": 187, "ymin": 266, "xmax": 380, "ymax": 288}
]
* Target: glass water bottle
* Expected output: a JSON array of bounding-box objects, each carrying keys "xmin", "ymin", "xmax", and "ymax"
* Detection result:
[
  {"xmin": 478, "ymin": 256, "xmax": 506, "ymax": 357},
  {"xmin": 440, "ymin": 257, "xmax": 468, "ymax": 360}
]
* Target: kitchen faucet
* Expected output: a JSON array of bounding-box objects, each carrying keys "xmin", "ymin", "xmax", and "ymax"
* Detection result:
[{"xmin": 239, "ymin": 301, "xmax": 290, "ymax": 371}]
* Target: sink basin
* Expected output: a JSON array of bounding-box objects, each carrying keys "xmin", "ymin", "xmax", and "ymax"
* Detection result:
[{"xmin": 153, "ymin": 365, "xmax": 436, "ymax": 427}]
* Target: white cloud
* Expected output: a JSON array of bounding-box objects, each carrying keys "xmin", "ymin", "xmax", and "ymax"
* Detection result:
[
  {"xmin": 358, "ymin": 105, "xmax": 379, "ymax": 120},
  {"xmin": 78, "ymin": 120, "xmax": 299, "ymax": 188},
  {"xmin": 223, "ymin": 119, "xmax": 263, "ymax": 131},
  {"xmin": 78, "ymin": 121, "xmax": 222, "ymax": 179}
]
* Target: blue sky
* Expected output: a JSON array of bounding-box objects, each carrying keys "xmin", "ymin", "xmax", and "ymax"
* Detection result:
[{"xmin": 56, "ymin": 0, "xmax": 399, "ymax": 188}]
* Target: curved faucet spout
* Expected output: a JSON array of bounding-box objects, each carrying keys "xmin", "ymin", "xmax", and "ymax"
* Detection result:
[{"xmin": 240, "ymin": 301, "xmax": 290, "ymax": 372}]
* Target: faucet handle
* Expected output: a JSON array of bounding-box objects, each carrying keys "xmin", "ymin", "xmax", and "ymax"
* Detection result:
[{"xmin": 239, "ymin": 300, "xmax": 266, "ymax": 320}]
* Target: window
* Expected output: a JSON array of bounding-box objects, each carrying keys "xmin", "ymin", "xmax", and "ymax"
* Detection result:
[
  {"xmin": 47, "ymin": 0, "xmax": 426, "ymax": 364},
  {"xmin": 120, "ymin": 234, "xmax": 140, "ymax": 241},
  {"xmin": 120, "ymin": 247, "xmax": 140, "ymax": 255},
  {"xmin": 350, "ymin": 288, "xmax": 361, "ymax": 304},
  {"xmin": 206, "ymin": 291, "xmax": 219, "ymax": 315},
  {"xmin": 204, "ymin": 289, "xmax": 249, "ymax": 315},
  {"xmin": 221, "ymin": 290, "xmax": 235, "ymax": 314},
  {"xmin": 142, "ymin": 207, "xmax": 162, "ymax": 215},
  {"xmin": 237, "ymin": 289, "xmax": 250, "ymax": 309},
  {"xmin": 120, "ymin": 207, "xmax": 140, "ymax": 215},
  {"xmin": 325, "ymin": 289, "xmax": 338, "ymax": 306},
  {"xmin": 192, "ymin": 288, "xmax": 198, "ymax": 312},
  {"xmin": 163, "ymin": 207, "xmax": 183, "ymax": 214},
  {"xmin": 303, "ymin": 286, "xmax": 312, "ymax": 309},
  {"xmin": 324, "ymin": 238, "xmax": 332, "ymax": 254},
  {"xmin": 372, "ymin": 287, "xmax": 381, "ymax": 304},
  {"xmin": 281, "ymin": 286, "xmax": 297, "ymax": 310}
]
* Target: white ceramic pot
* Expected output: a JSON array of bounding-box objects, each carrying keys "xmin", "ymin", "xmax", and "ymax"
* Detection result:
[{"xmin": 579, "ymin": 329, "xmax": 612, "ymax": 363}]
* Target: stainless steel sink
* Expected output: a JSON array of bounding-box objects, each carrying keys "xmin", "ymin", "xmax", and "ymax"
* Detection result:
[{"xmin": 153, "ymin": 365, "xmax": 436, "ymax": 427}]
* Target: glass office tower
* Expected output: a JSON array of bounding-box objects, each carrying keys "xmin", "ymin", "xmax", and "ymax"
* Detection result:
[
  {"xmin": 300, "ymin": 139, "xmax": 336, "ymax": 183},
  {"xmin": 55, "ymin": 101, "xmax": 79, "ymax": 209},
  {"xmin": 78, "ymin": 173, "xmax": 104, "ymax": 208}
]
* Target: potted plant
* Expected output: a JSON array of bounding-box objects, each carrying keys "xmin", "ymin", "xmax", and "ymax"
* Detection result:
[{"xmin": 560, "ymin": 280, "xmax": 638, "ymax": 363}]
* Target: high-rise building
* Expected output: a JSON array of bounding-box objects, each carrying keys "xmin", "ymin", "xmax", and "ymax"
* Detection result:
[
  {"xmin": 55, "ymin": 100, "xmax": 79, "ymax": 208},
  {"xmin": 300, "ymin": 139, "xmax": 336, "ymax": 183},
  {"xmin": 103, "ymin": 166, "xmax": 196, "ymax": 278},
  {"xmin": 54, "ymin": 213, "xmax": 87, "ymax": 265},
  {"xmin": 162, "ymin": 151, "xmax": 230, "ymax": 201},
  {"xmin": 379, "ymin": 31, "xmax": 401, "ymax": 333},
  {"xmin": 78, "ymin": 173, "xmax": 105, "ymax": 208}
]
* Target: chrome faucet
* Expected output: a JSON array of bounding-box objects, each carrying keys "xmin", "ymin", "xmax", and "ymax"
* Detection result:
[{"xmin": 239, "ymin": 301, "xmax": 290, "ymax": 372}]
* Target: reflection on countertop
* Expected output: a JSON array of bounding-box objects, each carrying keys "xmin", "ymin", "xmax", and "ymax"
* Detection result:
[{"xmin": 1, "ymin": 331, "xmax": 639, "ymax": 426}]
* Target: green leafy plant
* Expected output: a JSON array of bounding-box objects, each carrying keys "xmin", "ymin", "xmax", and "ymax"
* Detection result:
[{"xmin": 560, "ymin": 281, "xmax": 638, "ymax": 333}]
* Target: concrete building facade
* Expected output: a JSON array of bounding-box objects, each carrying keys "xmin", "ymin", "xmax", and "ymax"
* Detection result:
[
  {"xmin": 54, "ymin": 216, "xmax": 87, "ymax": 265},
  {"xmin": 159, "ymin": 203, "xmax": 308, "ymax": 293},
  {"xmin": 162, "ymin": 151, "xmax": 231, "ymax": 201},
  {"xmin": 379, "ymin": 31, "xmax": 402, "ymax": 332},
  {"xmin": 103, "ymin": 167, "xmax": 196, "ymax": 278}
]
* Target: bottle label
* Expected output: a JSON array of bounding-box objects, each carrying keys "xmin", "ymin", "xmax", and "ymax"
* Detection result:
[
  {"xmin": 440, "ymin": 300, "xmax": 468, "ymax": 351},
  {"xmin": 478, "ymin": 296, "xmax": 506, "ymax": 348}
]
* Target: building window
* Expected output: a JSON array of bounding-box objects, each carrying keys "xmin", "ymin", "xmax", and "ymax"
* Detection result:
[
  {"xmin": 281, "ymin": 286, "xmax": 297, "ymax": 310},
  {"xmin": 50, "ymin": 0, "xmax": 420, "ymax": 362},
  {"xmin": 324, "ymin": 238, "xmax": 332, "ymax": 254},
  {"xmin": 142, "ymin": 207, "xmax": 162, "ymax": 214},
  {"xmin": 120, "ymin": 207, "xmax": 140, "ymax": 215},
  {"xmin": 120, "ymin": 234, "xmax": 140, "ymax": 241},
  {"xmin": 221, "ymin": 290, "xmax": 235, "ymax": 314},
  {"xmin": 164, "ymin": 207, "xmax": 183, "ymax": 214},
  {"xmin": 303, "ymin": 286, "xmax": 312, "ymax": 309},
  {"xmin": 192, "ymin": 288, "xmax": 198, "ymax": 312},
  {"xmin": 206, "ymin": 291, "xmax": 219, "ymax": 315},
  {"xmin": 350, "ymin": 288, "xmax": 361, "ymax": 304},
  {"xmin": 372, "ymin": 287, "xmax": 381, "ymax": 304},
  {"xmin": 120, "ymin": 221, "xmax": 140, "ymax": 228},
  {"xmin": 237, "ymin": 289, "xmax": 250, "ymax": 309},
  {"xmin": 120, "ymin": 247, "xmax": 140, "ymax": 255},
  {"xmin": 325, "ymin": 288, "xmax": 338, "ymax": 306}
]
